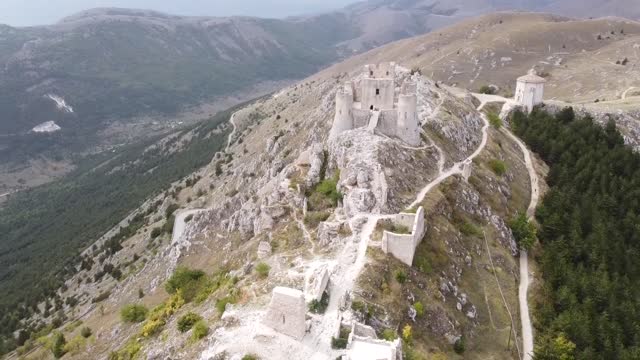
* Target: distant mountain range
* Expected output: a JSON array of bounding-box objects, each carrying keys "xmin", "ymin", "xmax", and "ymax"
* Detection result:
[{"xmin": 0, "ymin": 0, "xmax": 638, "ymax": 173}]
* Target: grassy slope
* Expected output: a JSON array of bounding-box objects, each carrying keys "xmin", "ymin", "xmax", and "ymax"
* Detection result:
[{"xmin": 355, "ymin": 125, "xmax": 538, "ymax": 358}]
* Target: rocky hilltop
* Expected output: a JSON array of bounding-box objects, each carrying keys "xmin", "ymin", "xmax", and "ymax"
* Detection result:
[{"xmin": 8, "ymin": 57, "xmax": 546, "ymax": 359}]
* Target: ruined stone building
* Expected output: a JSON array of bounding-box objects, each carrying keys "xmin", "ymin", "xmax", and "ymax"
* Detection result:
[
  {"xmin": 515, "ymin": 69, "xmax": 546, "ymax": 113},
  {"xmin": 382, "ymin": 207, "xmax": 426, "ymax": 266},
  {"xmin": 330, "ymin": 62, "xmax": 421, "ymax": 146},
  {"xmin": 263, "ymin": 287, "xmax": 307, "ymax": 340}
]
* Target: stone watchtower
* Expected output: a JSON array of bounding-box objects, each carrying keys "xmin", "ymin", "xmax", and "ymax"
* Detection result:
[
  {"xmin": 329, "ymin": 62, "xmax": 421, "ymax": 146},
  {"xmin": 515, "ymin": 69, "xmax": 546, "ymax": 113}
]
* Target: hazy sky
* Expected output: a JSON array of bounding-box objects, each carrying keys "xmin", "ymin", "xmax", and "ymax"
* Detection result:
[{"xmin": 0, "ymin": 0, "xmax": 360, "ymax": 26}]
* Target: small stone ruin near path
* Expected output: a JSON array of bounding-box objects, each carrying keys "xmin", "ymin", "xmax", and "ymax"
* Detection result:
[
  {"xmin": 382, "ymin": 206, "xmax": 427, "ymax": 266},
  {"xmin": 263, "ymin": 287, "xmax": 307, "ymax": 340},
  {"xmin": 343, "ymin": 323, "xmax": 403, "ymax": 360}
]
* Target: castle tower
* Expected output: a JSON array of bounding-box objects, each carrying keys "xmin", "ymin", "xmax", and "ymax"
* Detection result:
[
  {"xmin": 329, "ymin": 86, "xmax": 355, "ymax": 139},
  {"xmin": 397, "ymin": 93, "xmax": 420, "ymax": 146},
  {"xmin": 364, "ymin": 62, "xmax": 396, "ymax": 79},
  {"xmin": 361, "ymin": 62, "xmax": 396, "ymax": 111},
  {"xmin": 515, "ymin": 69, "xmax": 546, "ymax": 113}
]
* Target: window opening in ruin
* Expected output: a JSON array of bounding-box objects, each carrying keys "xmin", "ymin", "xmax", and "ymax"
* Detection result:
[
  {"xmin": 386, "ymin": 71, "xmax": 389, "ymax": 76},
  {"xmin": 370, "ymin": 71, "xmax": 373, "ymax": 76},
  {"xmin": 370, "ymin": 105, "xmax": 374, "ymax": 110},
  {"xmin": 376, "ymin": 89, "xmax": 380, "ymax": 95},
  {"xmin": 282, "ymin": 315, "xmax": 285, "ymax": 324}
]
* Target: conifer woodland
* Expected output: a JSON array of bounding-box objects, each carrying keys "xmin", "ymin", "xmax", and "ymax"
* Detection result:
[{"xmin": 512, "ymin": 107, "xmax": 640, "ymax": 359}]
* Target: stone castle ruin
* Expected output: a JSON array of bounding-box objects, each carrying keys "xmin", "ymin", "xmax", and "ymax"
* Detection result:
[
  {"xmin": 382, "ymin": 207, "xmax": 426, "ymax": 266},
  {"xmin": 515, "ymin": 69, "xmax": 546, "ymax": 113},
  {"xmin": 330, "ymin": 62, "xmax": 421, "ymax": 146}
]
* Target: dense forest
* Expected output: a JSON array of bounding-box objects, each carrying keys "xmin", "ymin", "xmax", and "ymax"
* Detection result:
[
  {"xmin": 512, "ymin": 107, "xmax": 640, "ymax": 359},
  {"xmin": 0, "ymin": 103, "xmax": 241, "ymax": 354}
]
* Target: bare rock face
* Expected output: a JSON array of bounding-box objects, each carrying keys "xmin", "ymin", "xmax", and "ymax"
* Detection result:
[
  {"xmin": 347, "ymin": 188, "xmax": 377, "ymax": 213},
  {"xmin": 306, "ymin": 145, "xmax": 325, "ymax": 187},
  {"xmin": 263, "ymin": 287, "xmax": 307, "ymax": 340},
  {"xmin": 318, "ymin": 222, "xmax": 341, "ymax": 246}
]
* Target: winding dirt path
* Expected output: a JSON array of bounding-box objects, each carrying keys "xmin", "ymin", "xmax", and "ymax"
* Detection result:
[
  {"xmin": 410, "ymin": 111, "xmax": 489, "ymax": 209},
  {"xmin": 225, "ymin": 111, "xmax": 239, "ymax": 152},
  {"xmin": 622, "ymin": 86, "xmax": 638, "ymax": 100},
  {"xmin": 463, "ymin": 91, "xmax": 538, "ymax": 359},
  {"xmin": 503, "ymin": 128, "xmax": 539, "ymax": 360}
]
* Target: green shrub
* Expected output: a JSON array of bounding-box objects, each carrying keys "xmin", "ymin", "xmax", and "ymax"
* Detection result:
[
  {"xmin": 331, "ymin": 337, "xmax": 348, "ymax": 349},
  {"xmin": 109, "ymin": 339, "xmax": 142, "ymax": 360},
  {"xmin": 63, "ymin": 335, "xmax": 87, "ymax": 356},
  {"xmin": 165, "ymin": 203, "xmax": 179, "ymax": 218},
  {"xmin": 242, "ymin": 355, "xmax": 258, "ymax": 360},
  {"xmin": 382, "ymin": 328, "xmax": 398, "ymax": 341},
  {"xmin": 459, "ymin": 220, "xmax": 482, "ymax": 237},
  {"xmin": 165, "ymin": 267, "xmax": 207, "ymax": 302},
  {"xmin": 315, "ymin": 178, "xmax": 342, "ymax": 206},
  {"xmin": 177, "ymin": 312, "xmax": 203, "ymax": 333},
  {"xmin": 395, "ymin": 270, "xmax": 407, "ymax": 284},
  {"xmin": 215, "ymin": 294, "xmax": 239, "ymax": 314},
  {"xmin": 120, "ymin": 304, "xmax": 149, "ymax": 323},
  {"xmin": 489, "ymin": 159, "xmax": 507, "ymax": 176},
  {"xmin": 479, "ymin": 85, "xmax": 496, "ymax": 95},
  {"xmin": 80, "ymin": 326, "xmax": 92, "ymax": 338},
  {"xmin": 413, "ymin": 302, "xmax": 424, "ymax": 317},
  {"xmin": 255, "ymin": 262, "xmax": 271, "ymax": 279},
  {"xmin": 192, "ymin": 320, "xmax": 209, "ymax": 340},
  {"xmin": 150, "ymin": 227, "xmax": 162, "ymax": 238},
  {"xmin": 454, "ymin": 337, "xmax": 466, "ymax": 354},
  {"xmin": 304, "ymin": 211, "xmax": 331, "ymax": 227},
  {"xmin": 92, "ymin": 290, "xmax": 111, "ymax": 303},
  {"xmin": 308, "ymin": 291, "xmax": 329, "ymax": 314},
  {"xmin": 488, "ymin": 112, "xmax": 502, "ymax": 128},
  {"xmin": 51, "ymin": 331, "xmax": 66, "ymax": 359},
  {"xmin": 162, "ymin": 215, "xmax": 175, "ymax": 234},
  {"xmin": 509, "ymin": 212, "xmax": 537, "ymax": 250},
  {"xmin": 141, "ymin": 293, "xmax": 185, "ymax": 338},
  {"xmin": 414, "ymin": 255, "xmax": 432, "ymax": 274},
  {"xmin": 391, "ymin": 224, "xmax": 411, "ymax": 234}
]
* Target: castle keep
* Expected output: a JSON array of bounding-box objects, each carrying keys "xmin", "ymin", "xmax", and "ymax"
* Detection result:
[{"xmin": 330, "ymin": 62, "xmax": 421, "ymax": 146}]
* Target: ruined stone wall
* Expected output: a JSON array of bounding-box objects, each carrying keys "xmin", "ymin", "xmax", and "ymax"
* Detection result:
[
  {"xmin": 346, "ymin": 334, "xmax": 403, "ymax": 360},
  {"xmin": 382, "ymin": 207, "xmax": 426, "ymax": 266},
  {"xmin": 263, "ymin": 287, "xmax": 307, "ymax": 340},
  {"xmin": 376, "ymin": 110, "xmax": 398, "ymax": 138},
  {"xmin": 353, "ymin": 109, "xmax": 371, "ymax": 128}
]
